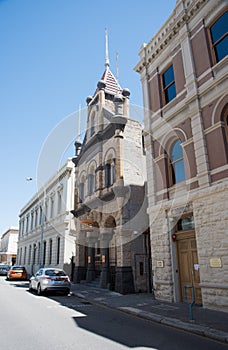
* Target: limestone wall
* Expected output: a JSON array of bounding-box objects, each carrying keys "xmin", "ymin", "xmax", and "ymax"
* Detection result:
[{"xmin": 192, "ymin": 182, "xmax": 228, "ymax": 311}]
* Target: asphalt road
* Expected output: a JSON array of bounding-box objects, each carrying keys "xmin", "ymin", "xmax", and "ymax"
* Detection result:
[{"xmin": 0, "ymin": 277, "xmax": 227, "ymax": 350}]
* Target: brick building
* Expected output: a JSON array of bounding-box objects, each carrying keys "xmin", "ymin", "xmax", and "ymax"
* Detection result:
[{"xmin": 135, "ymin": 0, "xmax": 228, "ymax": 310}]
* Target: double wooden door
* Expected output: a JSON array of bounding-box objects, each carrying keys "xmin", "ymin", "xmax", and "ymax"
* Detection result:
[{"xmin": 177, "ymin": 231, "xmax": 202, "ymax": 305}]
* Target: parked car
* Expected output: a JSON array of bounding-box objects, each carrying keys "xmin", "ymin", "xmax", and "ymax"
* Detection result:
[
  {"xmin": 7, "ymin": 266, "xmax": 27, "ymax": 280},
  {"xmin": 0, "ymin": 264, "xmax": 10, "ymax": 276},
  {"xmin": 29, "ymin": 268, "xmax": 71, "ymax": 296}
]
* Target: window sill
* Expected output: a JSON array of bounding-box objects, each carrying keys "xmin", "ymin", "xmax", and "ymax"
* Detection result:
[
  {"xmin": 212, "ymin": 55, "xmax": 228, "ymax": 76},
  {"xmin": 168, "ymin": 181, "xmax": 188, "ymax": 200}
]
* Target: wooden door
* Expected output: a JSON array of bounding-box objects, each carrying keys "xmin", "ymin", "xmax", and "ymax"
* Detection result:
[{"xmin": 177, "ymin": 231, "xmax": 202, "ymax": 305}]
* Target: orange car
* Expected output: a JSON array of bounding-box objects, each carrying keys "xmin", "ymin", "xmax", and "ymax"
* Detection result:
[{"xmin": 7, "ymin": 266, "xmax": 27, "ymax": 280}]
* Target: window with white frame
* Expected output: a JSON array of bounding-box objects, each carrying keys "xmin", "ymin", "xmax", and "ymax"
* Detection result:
[
  {"xmin": 50, "ymin": 195, "xmax": 54, "ymax": 218},
  {"xmin": 35, "ymin": 209, "xmax": 38, "ymax": 227},
  {"xmin": 30, "ymin": 212, "xmax": 34, "ymax": 230},
  {"xmin": 44, "ymin": 199, "xmax": 48, "ymax": 222},
  {"xmin": 169, "ymin": 139, "xmax": 185, "ymax": 185},
  {"xmin": 57, "ymin": 191, "xmax": 62, "ymax": 214},
  {"xmin": 162, "ymin": 65, "xmax": 176, "ymax": 104},
  {"xmin": 210, "ymin": 10, "xmax": 228, "ymax": 63},
  {"xmin": 26, "ymin": 216, "xmax": 29, "ymax": 233}
]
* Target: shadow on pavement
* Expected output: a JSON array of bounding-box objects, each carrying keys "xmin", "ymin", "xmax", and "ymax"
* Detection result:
[{"xmin": 45, "ymin": 293, "xmax": 227, "ymax": 350}]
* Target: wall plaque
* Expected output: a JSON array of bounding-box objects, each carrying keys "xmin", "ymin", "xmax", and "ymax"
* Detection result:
[
  {"xmin": 156, "ymin": 260, "xmax": 164, "ymax": 268},
  {"xmin": 210, "ymin": 258, "xmax": 222, "ymax": 268}
]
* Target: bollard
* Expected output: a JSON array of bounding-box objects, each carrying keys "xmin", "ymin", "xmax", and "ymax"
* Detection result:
[{"xmin": 184, "ymin": 285, "xmax": 195, "ymax": 321}]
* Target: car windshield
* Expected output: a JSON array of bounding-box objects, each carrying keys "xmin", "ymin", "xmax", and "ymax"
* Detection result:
[
  {"xmin": 11, "ymin": 266, "xmax": 24, "ymax": 271},
  {"xmin": 0, "ymin": 265, "xmax": 8, "ymax": 269},
  {"xmin": 45, "ymin": 270, "xmax": 66, "ymax": 277}
]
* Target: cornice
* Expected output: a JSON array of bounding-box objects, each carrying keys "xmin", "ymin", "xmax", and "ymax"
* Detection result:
[
  {"xmin": 19, "ymin": 158, "xmax": 74, "ymax": 216},
  {"xmin": 135, "ymin": 0, "xmax": 208, "ymax": 74}
]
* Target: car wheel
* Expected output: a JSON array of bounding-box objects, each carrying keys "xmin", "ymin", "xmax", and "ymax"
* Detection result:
[
  {"xmin": 63, "ymin": 290, "xmax": 70, "ymax": 296},
  {"xmin": 37, "ymin": 284, "xmax": 43, "ymax": 296}
]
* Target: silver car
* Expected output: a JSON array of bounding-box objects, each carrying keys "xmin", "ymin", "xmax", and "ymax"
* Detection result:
[
  {"xmin": 29, "ymin": 268, "xmax": 71, "ymax": 296},
  {"xmin": 0, "ymin": 264, "xmax": 9, "ymax": 276}
]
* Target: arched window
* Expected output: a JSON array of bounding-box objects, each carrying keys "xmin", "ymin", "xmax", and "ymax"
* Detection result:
[
  {"xmin": 88, "ymin": 167, "xmax": 95, "ymax": 196},
  {"xmin": 79, "ymin": 175, "xmax": 85, "ymax": 203},
  {"xmin": 105, "ymin": 163, "xmax": 111, "ymax": 187},
  {"xmin": 169, "ymin": 139, "xmax": 185, "ymax": 185},
  {"xmin": 90, "ymin": 113, "xmax": 95, "ymax": 136},
  {"xmin": 210, "ymin": 11, "xmax": 228, "ymax": 63},
  {"xmin": 105, "ymin": 159, "xmax": 116, "ymax": 187}
]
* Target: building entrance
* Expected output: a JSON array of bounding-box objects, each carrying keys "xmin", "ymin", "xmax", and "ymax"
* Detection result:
[{"xmin": 176, "ymin": 230, "xmax": 202, "ymax": 305}]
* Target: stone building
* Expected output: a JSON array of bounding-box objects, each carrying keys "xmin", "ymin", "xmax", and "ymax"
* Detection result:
[
  {"xmin": 17, "ymin": 159, "xmax": 76, "ymax": 278},
  {"xmin": 135, "ymin": 0, "xmax": 228, "ymax": 311},
  {"xmin": 71, "ymin": 44, "xmax": 151, "ymax": 294},
  {"xmin": 0, "ymin": 227, "xmax": 18, "ymax": 265}
]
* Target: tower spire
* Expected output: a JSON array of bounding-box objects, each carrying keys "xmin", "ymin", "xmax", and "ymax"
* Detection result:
[{"xmin": 105, "ymin": 28, "xmax": 110, "ymax": 69}]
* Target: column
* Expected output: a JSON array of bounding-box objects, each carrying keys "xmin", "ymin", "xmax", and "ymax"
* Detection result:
[
  {"xmin": 73, "ymin": 231, "xmax": 87, "ymax": 283},
  {"xmin": 99, "ymin": 230, "xmax": 113, "ymax": 289},
  {"xmin": 115, "ymin": 228, "xmax": 135, "ymax": 294}
]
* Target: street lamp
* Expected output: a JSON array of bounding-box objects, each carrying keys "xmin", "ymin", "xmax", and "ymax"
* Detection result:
[{"xmin": 26, "ymin": 177, "xmax": 46, "ymax": 268}]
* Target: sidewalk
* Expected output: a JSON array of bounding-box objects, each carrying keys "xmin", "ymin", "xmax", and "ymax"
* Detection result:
[{"xmin": 70, "ymin": 282, "xmax": 228, "ymax": 344}]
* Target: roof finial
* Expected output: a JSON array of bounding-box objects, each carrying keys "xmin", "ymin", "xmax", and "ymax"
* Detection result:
[{"xmin": 105, "ymin": 28, "xmax": 110, "ymax": 69}]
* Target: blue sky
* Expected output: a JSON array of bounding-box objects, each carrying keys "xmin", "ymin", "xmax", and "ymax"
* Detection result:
[{"xmin": 0, "ymin": 0, "xmax": 176, "ymax": 235}]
